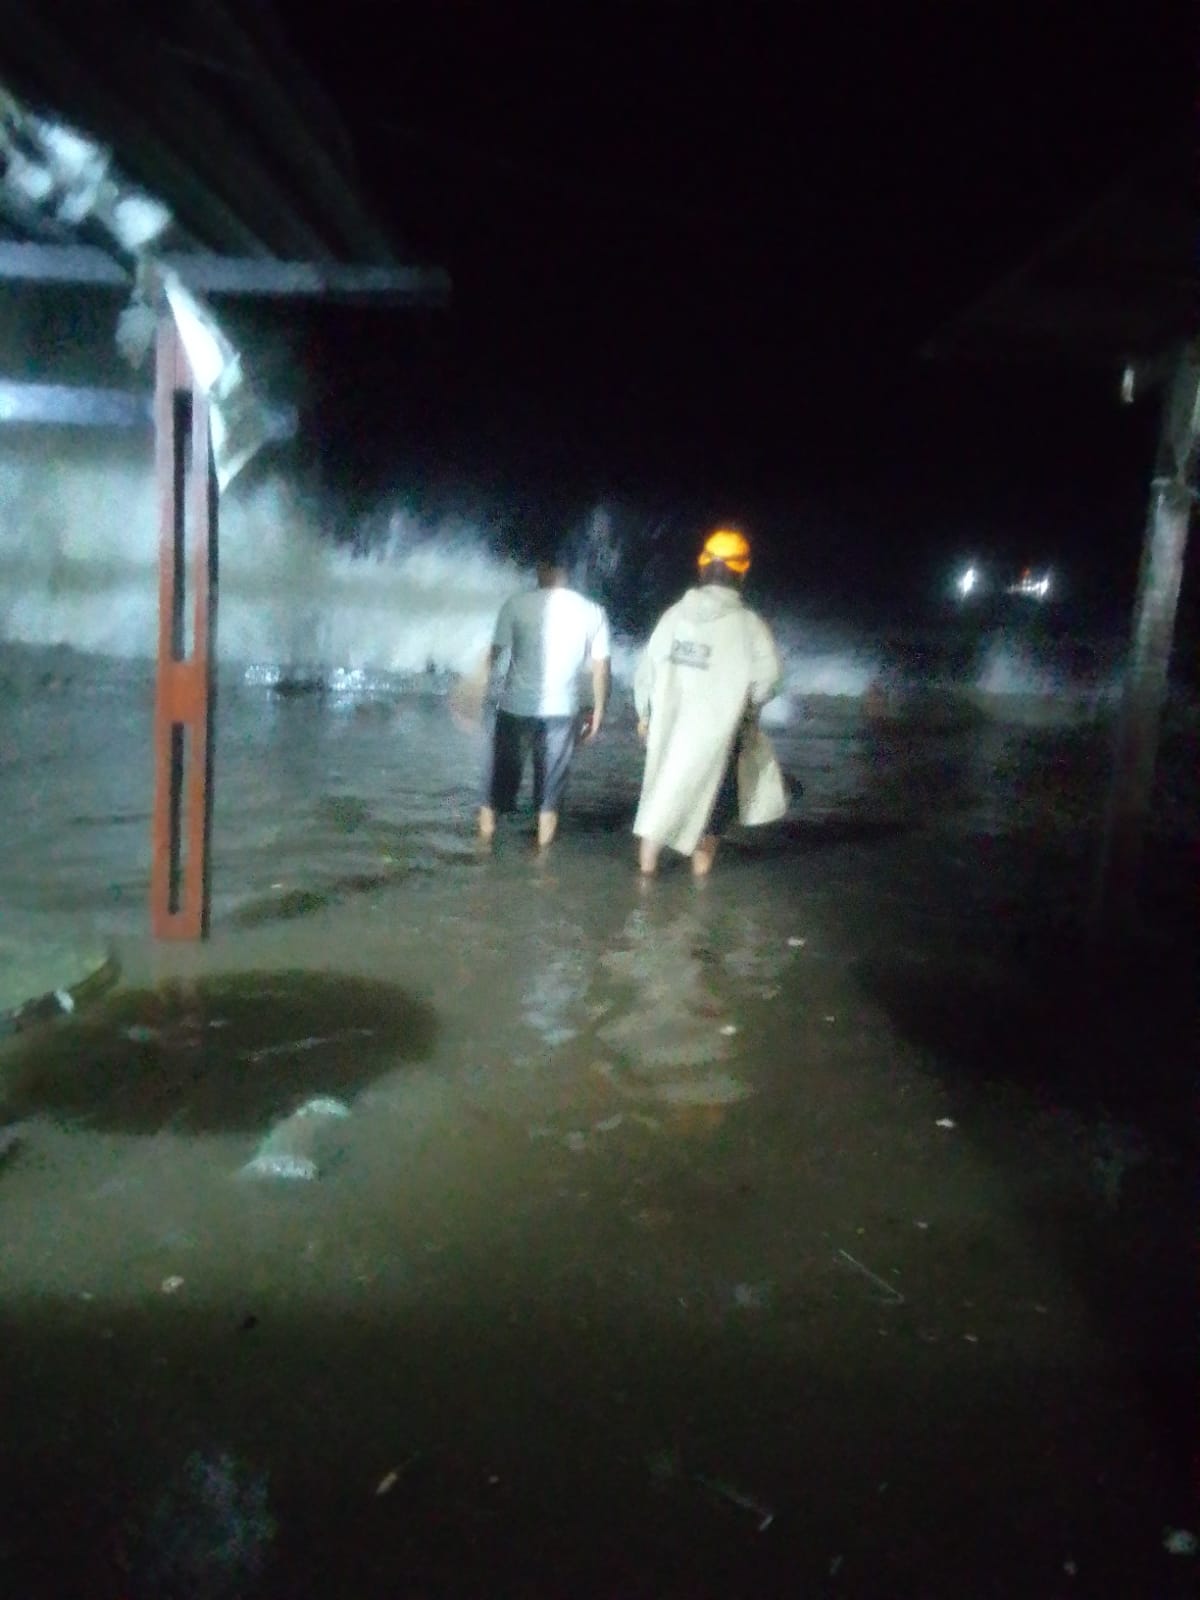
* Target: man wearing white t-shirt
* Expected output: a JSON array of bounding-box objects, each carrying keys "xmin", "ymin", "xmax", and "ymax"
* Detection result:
[{"xmin": 479, "ymin": 557, "xmax": 611, "ymax": 849}]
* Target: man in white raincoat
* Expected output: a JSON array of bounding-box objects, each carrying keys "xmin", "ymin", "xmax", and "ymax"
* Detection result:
[{"xmin": 633, "ymin": 528, "xmax": 784, "ymax": 877}]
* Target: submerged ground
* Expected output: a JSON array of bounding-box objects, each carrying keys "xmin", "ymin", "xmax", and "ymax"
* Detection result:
[{"xmin": 0, "ymin": 651, "xmax": 1195, "ymax": 1596}]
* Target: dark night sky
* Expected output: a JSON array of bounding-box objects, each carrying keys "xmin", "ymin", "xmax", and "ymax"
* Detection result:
[{"xmin": 287, "ymin": 2, "xmax": 1191, "ymax": 614}]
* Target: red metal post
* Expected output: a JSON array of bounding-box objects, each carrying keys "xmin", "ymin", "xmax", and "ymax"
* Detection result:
[{"xmin": 150, "ymin": 317, "xmax": 216, "ymax": 939}]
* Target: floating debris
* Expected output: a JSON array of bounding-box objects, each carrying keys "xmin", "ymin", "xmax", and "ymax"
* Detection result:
[
  {"xmin": 835, "ymin": 1248, "xmax": 905, "ymax": 1304},
  {"xmin": 935, "ymin": 1117, "xmax": 956, "ymax": 1129},
  {"xmin": 161, "ymin": 1275, "xmax": 185, "ymax": 1295},
  {"xmin": 241, "ymin": 1097, "xmax": 351, "ymax": 1182},
  {"xmin": 694, "ymin": 1473, "xmax": 775, "ymax": 1532},
  {"xmin": 374, "ymin": 1454, "xmax": 420, "ymax": 1497}
]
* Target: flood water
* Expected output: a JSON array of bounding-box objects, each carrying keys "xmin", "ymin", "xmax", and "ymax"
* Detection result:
[{"xmin": 0, "ymin": 648, "xmax": 1195, "ymax": 1596}]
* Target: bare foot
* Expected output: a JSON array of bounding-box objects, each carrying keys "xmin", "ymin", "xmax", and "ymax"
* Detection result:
[
  {"xmin": 536, "ymin": 810, "xmax": 559, "ymax": 850},
  {"xmin": 691, "ymin": 835, "xmax": 718, "ymax": 877}
]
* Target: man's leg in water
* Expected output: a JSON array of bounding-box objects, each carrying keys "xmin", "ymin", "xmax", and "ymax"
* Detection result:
[
  {"xmin": 691, "ymin": 734, "xmax": 739, "ymax": 875},
  {"xmin": 691, "ymin": 834, "xmax": 719, "ymax": 875},
  {"xmin": 480, "ymin": 712, "xmax": 524, "ymax": 841},
  {"xmin": 533, "ymin": 717, "xmax": 576, "ymax": 850},
  {"xmin": 637, "ymin": 836, "xmax": 662, "ymax": 876}
]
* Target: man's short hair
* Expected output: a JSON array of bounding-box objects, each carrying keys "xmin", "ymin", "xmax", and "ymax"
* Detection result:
[{"xmin": 533, "ymin": 538, "xmax": 571, "ymax": 577}]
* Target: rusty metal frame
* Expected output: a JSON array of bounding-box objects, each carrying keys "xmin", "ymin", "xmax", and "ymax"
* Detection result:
[{"xmin": 150, "ymin": 316, "xmax": 216, "ymax": 939}]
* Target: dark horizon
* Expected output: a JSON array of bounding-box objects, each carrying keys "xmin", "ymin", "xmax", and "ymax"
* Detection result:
[{"xmin": 274, "ymin": 1, "xmax": 1192, "ymax": 612}]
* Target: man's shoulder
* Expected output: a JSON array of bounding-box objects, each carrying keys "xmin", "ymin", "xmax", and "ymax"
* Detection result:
[{"xmin": 560, "ymin": 588, "xmax": 608, "ymax": 625}]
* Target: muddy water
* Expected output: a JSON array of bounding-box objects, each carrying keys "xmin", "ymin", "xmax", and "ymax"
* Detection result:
[{"xmin": 0, "ymin": 655, "xmax": 1195, "ymax": 1595}]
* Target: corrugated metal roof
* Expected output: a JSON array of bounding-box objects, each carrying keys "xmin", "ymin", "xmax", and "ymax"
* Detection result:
[
  {"xmin": 924, "ymin": 146, "xmax": 1194, "ymax": 369},
  {"xmin": 0, "ymin": 0, "xmax": 400, "ymax": 264}
]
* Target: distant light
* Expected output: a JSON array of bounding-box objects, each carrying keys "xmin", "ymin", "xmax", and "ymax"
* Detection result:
[
  {"xmin": 957, "ymin": 565, "xmax": 979, "ymax": 598},
  {"xmin": 1007, "ymin": 569, "xmax": 1052, "ymax": 601}
]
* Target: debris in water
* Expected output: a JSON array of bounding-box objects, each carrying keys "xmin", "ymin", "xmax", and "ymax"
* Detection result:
[
  {"xmin": 241, "ymin": 1097, "xmax": 351, "ymax": 1182},
  {"xmin": 592, "ymin": 1114, "xmax": 624, "ymax": 1133},
  {"xmin": 161, "ymin": 1275, "xmax": 185, "ymax": 1295},
  {"xmin": 787, "ymin": 937, "xmax": 807, "ymax": 948},
  {"xmin": 835, "ymin": 1248, "xmax": 905, "ymax": 1304},
  {"xmin": 1163, "ymin": 1528, "xmax": 1197, "ymax": 1556},
  {"xmin": 935, "ymin": 1117, "xmax": 956, "ymax": 1129},
  {"xmin": 54, "ymin": 988, "xmax": 75, "ymax": 1013},
  {"xmin": 694, "ymin": 1472, "xmax": 774, "ymax": 1532},
  {"xmin": 122, "ymin": 1024, "xmax": 159, "ymax": 1043},
  {"xmin": 563, "ymin": 1131, "xmax": 587, "ymax": 1153},
  {"xmin": 719, "ymin": 1023, "xmax": 739, "ymax": 1036},
  {"xmin": 374, "ymin": 1456, "xmax": 419, "ymax": 1497}
]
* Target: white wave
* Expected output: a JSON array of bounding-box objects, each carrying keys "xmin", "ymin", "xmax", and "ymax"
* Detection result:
[
  {"xmin": 0, "ymin": 438, "xmax": 1126, "ymax": 708},
  {"xmin": 0, "ymin": 437, "xmax": 523, "ymax": 675}
]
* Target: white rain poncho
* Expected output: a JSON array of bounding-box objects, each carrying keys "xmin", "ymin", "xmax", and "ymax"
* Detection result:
[{"xmin": 633, "ymin": 584, "xmax": 784, "ymax": 855}]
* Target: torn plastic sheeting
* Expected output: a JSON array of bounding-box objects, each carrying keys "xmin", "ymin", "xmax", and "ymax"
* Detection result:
[
  {"xmin": 1, "ymin": 84, "xmax": 279, "ymax": 490},
  {"xmin": 163, "ymin": 272, "xmax": 281, "ymax": 491}
]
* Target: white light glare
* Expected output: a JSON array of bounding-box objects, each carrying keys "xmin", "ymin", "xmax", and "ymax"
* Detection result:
[
  {"xmin": 1008, "ymin": 569, "xmax": 1052, "ymax": 600},
  {"xmin": 957, "ymin": 565, "xmax": 978, "ymax": 597}
]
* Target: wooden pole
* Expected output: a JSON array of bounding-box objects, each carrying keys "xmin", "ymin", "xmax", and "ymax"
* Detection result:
[
  {"xmin": 1091, "ymin": 342, "xmax": 1199, "ymax": 938},
  {"xmin": 150, "ymin": 316, "xmax": 217, "ymax": 940}
]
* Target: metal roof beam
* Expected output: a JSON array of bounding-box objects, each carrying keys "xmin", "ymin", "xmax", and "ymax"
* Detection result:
[
  {"xmin": 0, "ymin": 240, "xmax": 450, "ymax": 301},
  {"xmin": 0, "ymin": 376, "xmax": 298, "ymax": 437}
]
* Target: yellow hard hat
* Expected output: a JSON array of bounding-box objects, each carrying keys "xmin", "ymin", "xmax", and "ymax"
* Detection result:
[{"xmin": 698, "ymin": 527, "xmax": 751, "ymax": 575}]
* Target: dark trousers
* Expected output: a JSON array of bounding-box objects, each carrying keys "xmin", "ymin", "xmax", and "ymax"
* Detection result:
[{"xmin": 485, "ymin": 711, "xmax": 577, "ymax": 813}]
